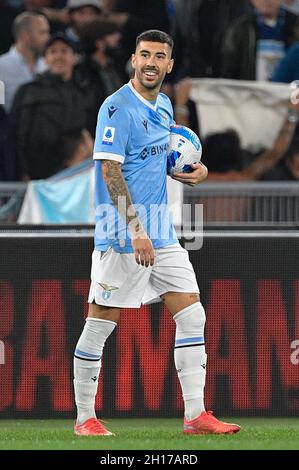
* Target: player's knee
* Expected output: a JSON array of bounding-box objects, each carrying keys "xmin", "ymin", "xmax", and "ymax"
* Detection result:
[
  {"xmin": 188, "ymin": 302, "xmax": 206, "ymax": 332},
  {"xmin": 174, "ymin": 302, "xmax": 206, "ymax": 335}
]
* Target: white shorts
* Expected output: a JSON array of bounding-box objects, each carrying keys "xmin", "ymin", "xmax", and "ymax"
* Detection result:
[{"xmin": 88, "ymin": 243, "xmax": 199, "ymax": 308}]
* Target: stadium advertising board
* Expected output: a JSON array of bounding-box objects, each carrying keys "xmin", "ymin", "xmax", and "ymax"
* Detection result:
[{"xmin": 0, "ymin": 235, "xmax": 298, "ymax": 417}]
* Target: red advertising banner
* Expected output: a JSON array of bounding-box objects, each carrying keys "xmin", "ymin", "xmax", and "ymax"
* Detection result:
[{"xmin": 0, "ymin": 235, "xmax": 298, "ymax": 417}]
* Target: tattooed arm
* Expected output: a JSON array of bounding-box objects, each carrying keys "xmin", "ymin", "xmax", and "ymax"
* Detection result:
[{"xmin": 102, "ymin": 160, "xmax": 155, "ymax": 267}]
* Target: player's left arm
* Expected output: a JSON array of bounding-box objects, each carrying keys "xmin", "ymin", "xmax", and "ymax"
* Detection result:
[{"xmin": 171, "ymin": 162, "xmax": 208, "ymax": 186}]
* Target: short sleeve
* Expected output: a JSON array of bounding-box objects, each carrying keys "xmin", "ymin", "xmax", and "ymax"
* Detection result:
[
  {"xmin": 165, "ymin": 93, "xmax": 175, "ymax": 126},
  {"xmin": 93, "ymin": 99, "xmax": 131, "ymax": 164}
]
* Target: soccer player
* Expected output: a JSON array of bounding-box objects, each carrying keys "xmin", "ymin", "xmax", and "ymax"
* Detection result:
[{"xmin": 73, "ymin": 29, "xmax": 241, "ymax": 436}]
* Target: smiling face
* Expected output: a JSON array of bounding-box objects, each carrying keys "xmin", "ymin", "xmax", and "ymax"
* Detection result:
[
  {"xmin": 131, "ymin": 40, "xmax": 174, "ymax": 99},
  {"xmin": 45, "ymin": 40, "xmax": 77, "ymax": 80}
]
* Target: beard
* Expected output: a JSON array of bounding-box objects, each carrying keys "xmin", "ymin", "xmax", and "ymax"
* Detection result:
[
  {"xmin": 140, "ymin": 79, "xmax": 160, "ymax": 90},
  {"xmin": 137, "ymin": 68, "xmax": 165, "ymax": 90}
]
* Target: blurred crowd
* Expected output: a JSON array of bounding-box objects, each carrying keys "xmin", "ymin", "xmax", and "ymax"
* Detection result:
[{"xmin": 1, "ymin": 0, "xmax": 299, "ymax": 183}]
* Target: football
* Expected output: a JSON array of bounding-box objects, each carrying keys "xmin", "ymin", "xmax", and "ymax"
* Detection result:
[{"xmin": 167, "ymin": 124, "xmax": 202, "ymax": 174}]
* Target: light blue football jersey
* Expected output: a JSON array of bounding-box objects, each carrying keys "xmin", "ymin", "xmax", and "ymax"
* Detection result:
[{"xmin": 93, "ymin": 80, "xmax": 178, "ymax": 253}]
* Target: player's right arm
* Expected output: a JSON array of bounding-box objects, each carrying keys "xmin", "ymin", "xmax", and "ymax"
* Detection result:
[
  {"xmin": 101, "ymin": 159, "xmax": 155, "ymax": 267},
  {"xmin": 94, "ymin": 98, "xmax": 155, "ymax": 267}
]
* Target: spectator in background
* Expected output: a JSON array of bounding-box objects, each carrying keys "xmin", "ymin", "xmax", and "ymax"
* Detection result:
[
  {"xmin": 172, "ymin": 0, "xmax": 251, "ymax": 78},
  {"xmin": 0, "ymin": 12, "xmax": 50, "ymax": 112},
  {"xmin": 0, "ymin": 0, "xmax": 59, "ymax": 54},
  {"xmin": 56, "ymin": 128, "xmax": 94, "ymax": 170},
  {"xmin": 0, "ymin": 2, "xmax": 67, "ymax": 55},
  {"xmin": 203, "ymin": 103, "xmax": 298, "ymax": 181},
  {"xmin": 11, "ymin": 33, "xmax": 93, "ymax": 180},
  {"xmin": 65, "ymin": 0, "xmax": 103, "ymax": 50},
  {"xmin": 75, "ymin": 19, "xmax": 124, "ymax": 134},
  {"xmin": 202, "ymin": 130, "xmax": 244, "ymax": 176},
  {"xmin": 260, "ymin": 134, "xmax": 299, "ymax": 222},
  {"xmin": 272, "ymin": 41, "xmax": 299, "ymax": 81},
  {"xmin": 263, "ymin": 136, "xmax": 299, "ymax": 179},
  {"xmin": 102, "ymin": 0, "xmax": 172, "ymax": 73},
  {"xmin": 37, "ymin": 0, "xmax": 104, "ymax": 33},
  {"xmin": 200, "ymin": 110, "xmax": 297, "ymax": 223},
  {"xmin": 221, "ymin": 0, "xmax": 299, "ymax": 81}
]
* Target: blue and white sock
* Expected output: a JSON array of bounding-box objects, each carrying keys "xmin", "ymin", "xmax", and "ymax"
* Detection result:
[
  {"xmin": 73, "ymin": 317, "xmax": 116, "ymax": 424},
  {"xmin": 174, "ymin": 302, "xmax": 207, "ymax": 421}
]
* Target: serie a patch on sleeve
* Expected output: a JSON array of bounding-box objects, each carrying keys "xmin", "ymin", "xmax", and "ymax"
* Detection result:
[{"xmin": 102, "ymin": 127, "xmax": 115, "ymax": 145}]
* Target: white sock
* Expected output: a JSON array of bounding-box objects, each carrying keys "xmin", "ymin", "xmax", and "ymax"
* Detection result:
[
  {"xmin": 174, "ymin": 302, "xmax": 207, "ymax": 421},
  {"xmin": 73, "ymin": 317, "xmax": 116, "ymax": 424}
]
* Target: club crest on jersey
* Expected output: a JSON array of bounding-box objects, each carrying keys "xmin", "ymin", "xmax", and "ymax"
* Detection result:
[
  {"xmin": 108, "ymin": 105, "xmax": 117, "ymax": 118},
  {"xmin": 99, "ymin": 283, "xmax": 119, "ymax": 300},
  {"xmin": 102, "ymin": 127, "xmax": 115, "ymax": 145}
]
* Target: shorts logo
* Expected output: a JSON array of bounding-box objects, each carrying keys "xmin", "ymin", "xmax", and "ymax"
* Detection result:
[
  {"xmin": 102, "ymin": 127, "xmax": 115, "ymax": 146},
  {"xmin": 99, "ymin": 283, "xmax": 119, "ymax": 300}
]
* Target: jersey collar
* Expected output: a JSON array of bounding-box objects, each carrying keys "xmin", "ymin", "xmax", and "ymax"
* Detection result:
[{"xmin": 128, "ymin": 80, "xmax": 158, "ymax": 111}]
